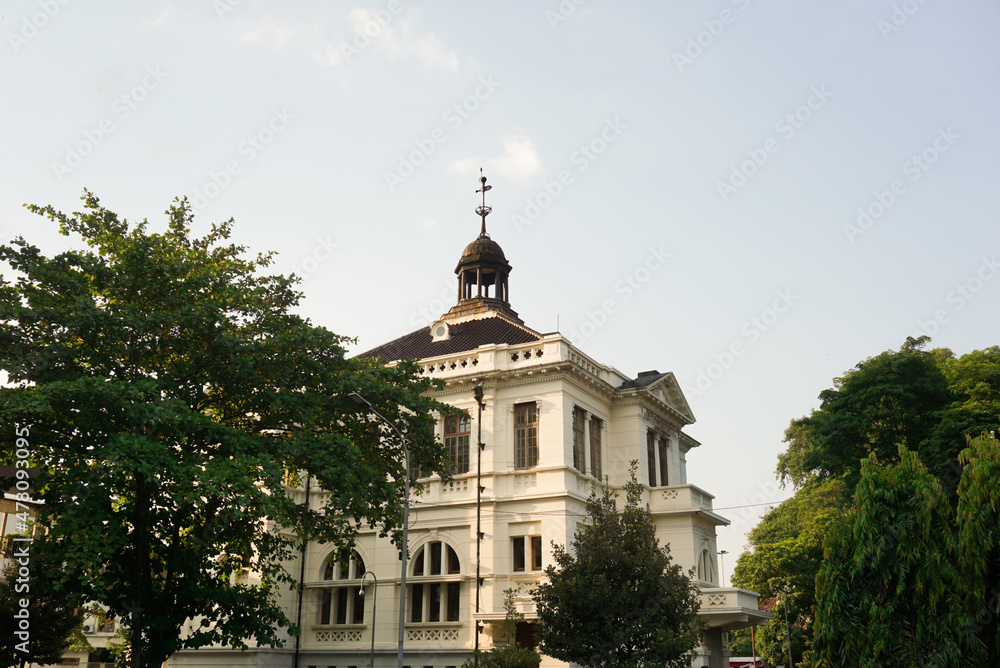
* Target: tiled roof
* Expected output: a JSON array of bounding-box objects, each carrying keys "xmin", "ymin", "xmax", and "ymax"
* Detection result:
[
  {"xmin": 618, "ymin": 370, "xmax": 666, "ymax": 390},
  {"xmin": 357, "ymin": 316, "xmax": 543, "ymax": 362}
]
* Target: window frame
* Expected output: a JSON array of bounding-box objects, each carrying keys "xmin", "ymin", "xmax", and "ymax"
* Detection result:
[
  {"xmin": 512, "ymin": 536, "xmax": 526, "ymax": 572},
  {"xmin": 318, "ymin": 550, "xmax": 367, "ymax": 626},
  {"xmin": 572, "ymin": 406, "xmax": 586, "ymax": 473},
  {"xmin": 646, "ymin": 430, "xmax": 657, "ymax": 487},
  {"xmin": 658, "ymin": 434, "xmax": 670, "ymax": 487},
  {"xmin": 514, "ymin": 403, "xmax": 539, "ymax": 469},
  {"xmin": 589, "ymin": 416, "xmax": 603, "ymax": 480},
  {"xmin": 444, "ymin": 413, "xmax": 471, "ymax": 474},
  {"xmin": 513, "ymin": 535, "xmax": 543, "ymax": 573},
  {"xmin": 409, "ymin": 540, "xmax": 463, "ymax": 625},
  {"xmin": 530, "ymin": 535, "xmax": 543, "ymax": 571}
]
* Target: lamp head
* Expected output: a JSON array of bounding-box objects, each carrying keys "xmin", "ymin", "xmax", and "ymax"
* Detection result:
[{"xmin": 348, "ymin": 391, "xmax": 371, "ymax": 409}]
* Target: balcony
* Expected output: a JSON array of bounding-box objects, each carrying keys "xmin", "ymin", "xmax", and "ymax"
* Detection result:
[
  {"xmin": 698, "ymin": 587, "xmax": 773, "ymax": 631},
  {"xmin": 648, "ymin": 484, "xmax": 729, "ymax": 526}
]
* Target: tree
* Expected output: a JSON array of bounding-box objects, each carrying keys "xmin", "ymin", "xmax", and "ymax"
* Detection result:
[
  {"xmin": 463, "ymin": 588, "xmax": 540, "ymax": 668},
  {"xmin": 0, "ymin": 536, "xmax": 85, "ymax": 667},
  {"xmin": 954, "ymin": 433, "xmax": 1000, "ymax": 661},
  {"xmin": 812, "ymin": 446, "xmax": 966, "ymax": 667},
  {"xmin": 531, "ymin": 466, "xmax": 704, "ymax": 668},
  {"xmin": 0, "ymin": 192, "xmax": 450, "ymax": 668},
  {"xmin": 731, "ymin": 478, "xmax": 845, "ymax": 667},
  {"xmin": 741, "ymin": 339, "xmax": 1000, "ymax": 666},
  {"xmin": 777, "ymin": 337, "xmax": 957, "ymax": 492}
]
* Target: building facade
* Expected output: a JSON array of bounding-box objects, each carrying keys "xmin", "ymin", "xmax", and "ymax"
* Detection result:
[{"xmin": 172, "ymin": 182, "xmax": 769, "ymax": 668}]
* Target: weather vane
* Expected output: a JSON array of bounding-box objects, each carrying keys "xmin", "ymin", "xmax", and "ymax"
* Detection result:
[{"xmin": 475, "ymin": 167, "xmax": 492, "ymax": 236}]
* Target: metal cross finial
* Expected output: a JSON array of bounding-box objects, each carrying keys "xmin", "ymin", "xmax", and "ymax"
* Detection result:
[{"xmin": 475, "ymin": 168, "xmax": 492, "ymax": 236}]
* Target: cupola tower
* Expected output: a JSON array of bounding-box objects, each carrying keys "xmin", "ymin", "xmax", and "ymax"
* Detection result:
[{"xmin": 443, "ymin": 171, "xmax": 521, "ymax": 324}]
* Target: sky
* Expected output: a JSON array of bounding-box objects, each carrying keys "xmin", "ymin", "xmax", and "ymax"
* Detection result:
[{"xmin": 2, "ymin": 1, "xmax": 999, "ymax": 587}]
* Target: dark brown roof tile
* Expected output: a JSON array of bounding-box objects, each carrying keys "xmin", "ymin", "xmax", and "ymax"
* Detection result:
[{"xmin": 357, "ymin": 317, "xmax": 543, "ymax": 362}]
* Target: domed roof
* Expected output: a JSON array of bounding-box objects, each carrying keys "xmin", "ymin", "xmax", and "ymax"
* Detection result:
[{"xmin": 461, "ymin": 233, "xmax": 507, "ymax": 262}]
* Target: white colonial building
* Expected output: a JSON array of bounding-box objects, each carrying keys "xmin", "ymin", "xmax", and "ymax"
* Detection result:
[{"xmin": 171, "ymin": 181, "xmax": 769, "ymax": 668}]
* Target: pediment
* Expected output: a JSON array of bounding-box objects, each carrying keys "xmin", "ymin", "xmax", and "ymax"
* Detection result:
[{"xmin": 643, "ymin": 372, "xmax": 696, "ymax": 424}]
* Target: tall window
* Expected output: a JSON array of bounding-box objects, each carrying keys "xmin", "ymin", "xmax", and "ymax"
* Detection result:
[
  {"xmin": 444, "ymin": 414, "xmax": 471, "ymax": 474},
  {"xmin": 410, "ymin": 541, "xmax": 462, "ymax": 623},
  {"xmin": 512, "ymin": 535, "xmax": 543, "ymax": 572},
  {"xmin": 589, "ymin": 417, "xmax": 603, "ymax": 480},
  {"xmin": 658, "ymin": 435, "xmax": 670, "ymax": 487},
  {"xmin": 646, "ymin": 431, "xmax": 657, "ymax": 487},
  {"xmin": 319, "ymin": 551, "xmax": 366, "ymax": 625},
  {"xmin": 410, "ymin": 418, "xmax": 435, "ymax": 480},
  {"xmin": 512, "ymin": 537, "xmax": 526, "ymax": 572},
  {"xmin": 698, "ymin": 549, "xmax": 716, "ymax": 584},
  {"xmin": 514, "ymin": 403, "xmax": 538, "ymax": 469},
  {"xmin": 572, "ymin": 407, "xmax": 586, "ymax": 473}
]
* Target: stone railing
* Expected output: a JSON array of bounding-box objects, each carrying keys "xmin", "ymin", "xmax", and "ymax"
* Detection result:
[
  {"xmin": 698, "ymin": 588, "xmax": 766, "ymax": 614},
  {"xmin": 404, "ymin": 624, "xmax": 463, "ymax": 642},
  {"xmin": 311, "ymin": 625, "xmax": 365, "ymax": 643},
  {"xmin": 414, "ymin": 340, "xmax": 552, "ymax": 380},
  {"xmin": 649, "ymin": 484, "xmax": 715, "ymax": 514}
]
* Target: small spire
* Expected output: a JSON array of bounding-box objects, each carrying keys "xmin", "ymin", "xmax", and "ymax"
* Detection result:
[{"xmin": 475, "ymin": 168, "xmax": 492, "ymax": 237}]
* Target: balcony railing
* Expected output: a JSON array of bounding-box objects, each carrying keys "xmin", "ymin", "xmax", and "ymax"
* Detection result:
[{"xmin": 648, "ymin": 484, "xmax": 715, "ymax": 513}]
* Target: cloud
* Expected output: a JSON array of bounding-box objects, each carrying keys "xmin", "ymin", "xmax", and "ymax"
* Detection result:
[
  {"xmin": 231, "ymin": 8, "xmax": 458, "ymax": 71},
  {"xmin": 411, "ymin": 33, "xmax": 459, "ymax": 71},
  {"xmin": 326, "ymin": 8, "xmax": 459, "ymax": 70},
  {"xmin": 236, "ymin": 19, "xmax": 308, "ymax": 48},
  {"xmin": 146, "ymin": 3, "xmax": 177, "ymax": 27},
  {"xmin": 451, "ymin": 131, "xmax": 544, "ymax": 184},
  {"xmin": 418, "ymin": 213, "xmax": 442, "ymax": 230}
]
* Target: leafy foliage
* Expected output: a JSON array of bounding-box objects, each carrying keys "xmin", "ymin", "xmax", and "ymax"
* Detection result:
[
  {"xmin": 954, "ymin": 433, "xmax": 1000, "ymax": 661},
  {"xmin": 777, "ymin": 337, "xmax": 958, "ymax": 492},
  {"xmin": 741, "ymin": 339, "xmax": 1000, "ymax": 666},
  {"xmin": 0, "ymin": 540, "xmax": 84, "ymax": 667},
  {"xmin": 0, "ymin": 192, "xmax": 450, "ymax": 667},
  {"xmin": 813, "ymin": 447, "xmax": 967, "ymax": 667},
  {"xmin": 731, "ymin": 478, "xmax": 845, "ymax": 667},
  {"xmin": 813, "ymin": 435, "xmax": 1000, "ymax": 666},
  {"xmin": 531, "ymin": 465, "xmax": 704, "ymax": 668}
]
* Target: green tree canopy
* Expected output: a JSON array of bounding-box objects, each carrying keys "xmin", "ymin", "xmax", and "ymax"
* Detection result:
[
  {"xmin": 777, "ymin": 337, "xmax": 960, "ymax": 492},
  {"xmin": 813, "ymin": 435, "xmax": 1000, "ymax": 666},
  {"xmin": 531, "ymin": 466, "xmax": 704, "ymax": 668},
  {"xmin": 0, "ymin": 192, "xmax": 450, "ymax": 668},
  {"xmin": 731, "ymin": 477, "xmax": 845, "ymax": 667},
  {"xmin": 813, "ymin": 446, "xmax": 966, "ymax": 667},
  {"xmin": 954, "ymin": 433, "xmax": 1000, "ymax": 661},
  {"xmin": 740, "ymin": 339, "xmax": 1000, "ymax": 667}
]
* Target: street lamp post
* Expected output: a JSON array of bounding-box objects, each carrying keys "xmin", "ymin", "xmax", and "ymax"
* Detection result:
[
  {"xmin": 360, "ymin": 571, "xmax": 378, "ymax": 668},
  {"xmin": 717, "ymin": 550, "xmax": 728, "ymax": 588},
  {"xmin": 349, "ymin": 392, "xmax": 410, "ymax": 668},
  {"xmin": 473, "ymin": 385, "xmax": 485, "ymax": 665},
  {"xmin": 783, "ymin": 589, "xmax": 795, "ymax": 668}
]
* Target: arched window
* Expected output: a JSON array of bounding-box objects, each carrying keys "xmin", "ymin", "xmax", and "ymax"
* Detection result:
[
  {"xmin": 697, "ymin": 549, "xmax": 716, "ymax": 584},
  {"xmin": 409, "ymin": 541, "xmax": 462, "ymax": 623},
  {"xmin": 319, "ymin": 550, "xmax": 366, "ymax": 625}
]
